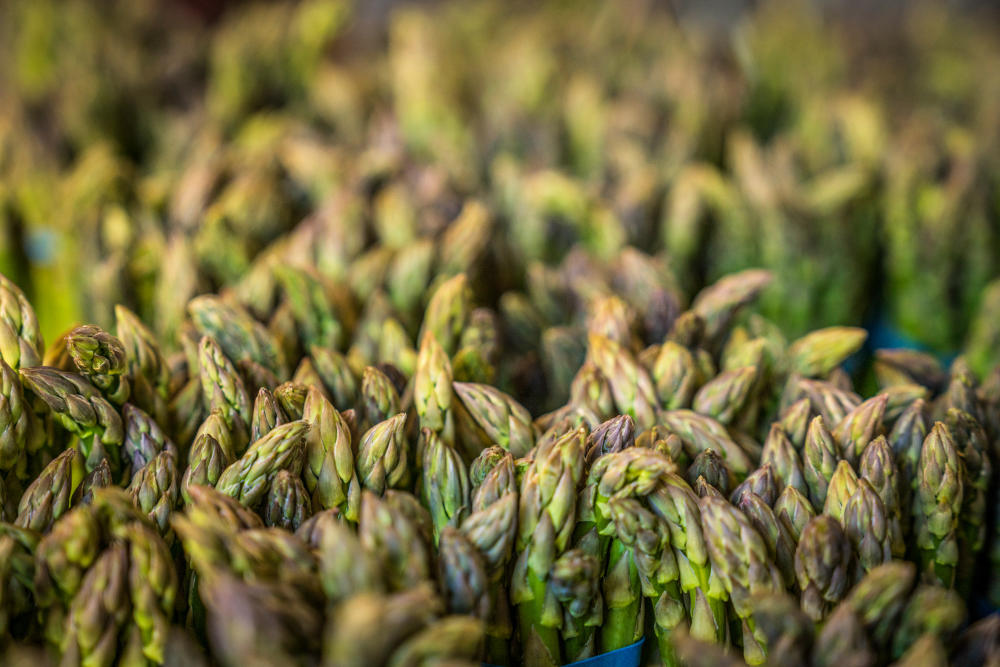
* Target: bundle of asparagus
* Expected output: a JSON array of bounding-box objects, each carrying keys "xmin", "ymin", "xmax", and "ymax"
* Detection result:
[{"xmin": 0, "ymin": 1, "xmax": 999, "ymax": 665}]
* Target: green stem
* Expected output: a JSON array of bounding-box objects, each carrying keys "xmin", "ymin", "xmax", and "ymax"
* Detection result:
[
  {"xmin": 562, "ymin": 616, "xmax": 596, "ymax": 664},
  {"xmin": 658, "ymin": 630, "xmax": 679, "ymax": 667},
  {"xmin": 956, "ymin": 522, "xmax": 980, "ymax": 599},
  {"xmin": 689, "ymin": 564, "xmax": 727, "ymax": 644},
  {"xmin": 653, "ymin": 581, "xmax": 684, "ymax": 667},
  {"xmin": 602, "ymin": 539, "xmax": 641, "ymax": 651},
  {"xmin": 922, "ymin": 543, "xmax": 956, "ymax": 588},
  {"xmin": 727, "ymin": 605, "xmax": 742, "ymax": 654},
  {"xmin": 708, "ymin": 595, "xmax": 728, "ymax": 643},
  {"xmin": 518, "ymin": 570, "xmax": 561, "ymax": 666},
  {"xmin": 741, "ymin": 618, "xmax": 766, "ymax": 665},
  {"xmin": 484, "ymin": 585, "xmax": 511, "ymax": 667}
]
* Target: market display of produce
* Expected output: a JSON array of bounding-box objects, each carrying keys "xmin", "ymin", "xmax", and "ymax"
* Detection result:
[{"xmin": 2, "ymin": 0, "xmax": 1000, "ymax": 666}]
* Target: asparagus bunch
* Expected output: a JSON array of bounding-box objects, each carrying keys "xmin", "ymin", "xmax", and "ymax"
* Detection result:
[{"xmin": 0, "ymin": 4, "xmax": 997, "ymax": 665}]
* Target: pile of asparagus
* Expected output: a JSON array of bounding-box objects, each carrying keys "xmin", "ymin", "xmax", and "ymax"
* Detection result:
[
  {"xmin": 2, "ymin": 1, "xmax": 1000, "ymax": 666},
  {"xmin": 1, "ymin": 226, "xmax": 1000, "ymax": 667}
]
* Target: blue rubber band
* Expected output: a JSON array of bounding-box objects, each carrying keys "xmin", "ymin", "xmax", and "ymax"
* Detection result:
[{"xmin": 482, "ymin": 637, "xmax": 645, "ymax": 667}]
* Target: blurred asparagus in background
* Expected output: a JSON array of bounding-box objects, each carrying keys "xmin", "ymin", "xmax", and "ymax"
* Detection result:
[{"xmin": 0, "ymin": 0, "xmax": 998, "ymax": 359}]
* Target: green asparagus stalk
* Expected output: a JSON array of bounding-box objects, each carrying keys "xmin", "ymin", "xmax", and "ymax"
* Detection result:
[
  {"xmin": 15, "ymin": 448, "xmax": 85, "ymax": 532},
  {"xmin": 794, "ymin": 515, "xmax": 852, "ymax": 622},
  {"xmin": 66, "ymin": 325, "xmax": 130, "ymax": 406},
  {"xmin": 250, "ymin": 387, "xmax": 286, "ymax": 443},
  {"xmin": 833, "ymin": 394, "xmax": 887, "ymax": 467},
  {"xmin": 773, "ymin": 485, "xmax": 815, "ymax": 544},
  {"xmin": 60, "ymin": 542, "xmax": 131, "ymax": 666},
  {"xmin": 760, "ymin": 423, "xmax": 808, "ymax": 498},
  {"xmin": 649, "ymin": 474, "xmax": 728, "ymax": 644},
  {"xmin": 453, "ymin": 381, "xmax": 537, "ymax": 459},
  {"xmin": 778, "ymin": 398, "xmax": 812, "ymax": 451},
  {"xmin": 748, "ymin": 590, "xmax": 813, "ymax": 666},
  {"xmin": 462, "ymin": 492, "xmax": 518, "ymax": 665},
  {"xmin": 512, "ymin": 426, "xmax": 585, "ymax": 667},
  {"xmin": 699, "ymin": 494, "xmax": 782, "ymax": 664},
  {"xmin": 310, "ymin": 346, "xmax": 358, "ymax": 412},
  {"xmin": 181, "ymin": 433, "xmax": 230, "ymax": 503},
  {"xmin": 419, "ymin": 273, "xmax": 472, "ymax": 356},
  {"xmin": 358, "ymin": 490, "xmax": 433, "ymax": 592},
  {"xmin": 913, "ymin": 422, "xmax": 963, "ymax": 587},
  {"xmin": 188, "ymin": 295, "xmax": 286, "ymax": 378},
  {"xmin": 322, "ymin": 585, "xmax": 442, "ymax": 667},
  {"xmin": 859, "ymin": 435, "xmax": 905, "ymax": 557},
  {"xmin": 127, "ymin": 449, "xmax": 180, "ymax": 539},
  {"xmin": 414, "ymin": 332, "xmax": 457, "ymax": 449},
  {"xmin": 587, "ymin": 333, "xmax": 659, "ymax": 429},
  {"xmin": 273, "ymin": 381, "xmax": 307, "ymax": 421},
  {"xmin": 0, "ymin": 359, "xmax": 35, "ymax": 471},
  {"xmin": 730, "ymin": 464, "xmax": 778, "ymax": 507},
  {"xmin": 263, "ymin": 469, "xmax": 312, "ymax": 531},
  {"xmin": 122, "ymin": 403, "xmax": 176, "ymax": 482},
  {"xmin": 275, "ymin": 264, "xmax": 346, "ymax": 352},
  {"xmin": 945, "ymin": 408, "xmax": 991, "ymax": 595},
  {"xmin": 823, "ymin": 460, "xmax": 859, "ymax": 525},
  {"xmin": 355, "ymin": 413, "xmax": 408, "ymax": 496},
  {"xmin": 606, "ymin": 496, "xmax": 679, "ymax": 663},
  {"xmin": 651, "ymin": 341, "xmax": 703, "ymax": 411},
  {"xmin": 197, "ymin": 336, "xmax": 251, "ymax": 454},
  {"xmin": 692, "ymin": 366, "xmax": 757, "ymax": 426},
  {"xmin": 844, "ymin": 560, "xmax": 916, "ymax": 653},
  {"xmin": 686, "ymin": 449, "xmax": 730, "ymax": 496},
  {"xmin": 301, "ymin": 386, "xmax": 360, "ymax": 521},
  {"xmin": 787, "ymin": 327, "xmax": 866, "ymax": 378},
  {"xmin": 842, "ymin": 478, "xmax": 892, "ymax": 578},
  {"xmin": 736, "ymin": 491, "xmax": 797, "ymax": 588},
  {"xmin": 21, "ymin": 366, "xmax": 124, "ymax": 473},
  {"xmin": 420, "ymin": 428, "xmax": 470, "ymax": 541},
  {"xmin": 437, "ymin": 526, "xmax": 491, "ymax": 620},
  {"xmin": 314, "ymin": 512, "xmax": 382, "ymax": 603},
  {"xmin": 119, "ymin": 520, "xmax": 179, "ymax": 664},
  {"xmin": 114, "ymin": 305, "xmax": 170, "ymax": 424},
  {"xmin": 811, "ymin": 603, "xmax": 876, "ymax": 667},
  {"xmin": 890, "ymin": 585, "xmax": 966, "ymax": 660},
  {"xmin": 550, "ymin": 548, "xmax": 602, "ymax": 662},
  {"xmin": 215, "ymin": 420, "xmax": 309, "ymax": 508},
  {"xmin": 0, "ymin": 273, "xmax": 43, "ymax": 371},
  {"xmin": 360, "ymin": 365, "xmax": 401, "ymax": 431}
]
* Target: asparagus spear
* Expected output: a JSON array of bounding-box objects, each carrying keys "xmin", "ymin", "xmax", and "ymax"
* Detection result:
[
  {"xmin": 550, "ymin": 548, "xmax": 602, "ymax": 662},
  {"xmin": 301, "ymin": 387, "xmax": 360, "ymax": 521},
  {"xmin": 15, "ymin": 448, "xmax": 85, "ymax": 532},
  {"xmin": 21, "ymin": 367, "xmax": 124, "ymax": 473},
  {"xmin": 0, "ymin": 273, "xmax": 43, "ymax": 371},
  {"xmin": 421, "ymin": 428, "xmax": 471, "ymax": 541},
  {"xmin": 66, "ymin": 325, "xmax": 130, "ymax": 406},
  {"xmin": 61, "ymin": 543, "xmax": 131, "ymax": 666},
  {"xmin": 794, "ymin": 515, "xmax": 852, "ymax": 622},
  {"xmin": 859, "ymin": 436, "xmax": 905, "ymax": 557},
  {"xmin": 263, "ymin": 469, "xmax": 312, "ymax": 531},
  {"xmin": 215, "ymin": 420, "xmax": 309, "ymax": 508},
  {"xmin": 912, "ymin": 422, "xmax": 963, "ymax": 587},
  {"xmin": 699, "ymin": 495, "xmax": 782, "ymax": 664},
  {"xmin": 0, "ymin": 359, "xmax": 36, "ymax": 471},
  {"xmin": 512, "ymin": 426, "xmax": 585, "ymax": 666}
]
